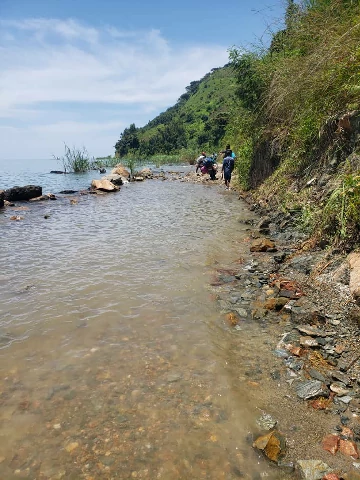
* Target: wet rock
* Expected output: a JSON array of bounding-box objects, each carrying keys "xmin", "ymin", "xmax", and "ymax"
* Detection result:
[
  {"xmin": 0, "ymin": 190, "xmax": 4, "ymax": 208},
  {"xmin": 28, "ymin": 193, "xmax": 56, "ymax": 202},
  {"xmin": 59, "ymin": 190, "xmax": 78, "ymax": 194},
  {"xmin": 322, "ymin": 434, "xmax": 340, "ymax": 455},
  {"xmin": 264, "ymin": 297, "xmax": 289, "ymax": 311},
  {"xmin": 250, "ymin": 238, "xmax": 276, "ymax": 252},
  {"xmin": 91, "ymin": 179, "xmax": 119, "ymax": 192},
  {"xmin": 111, "ymin": 164, "xmax": 130, "ymax": 178},
  {"xmin": 296, "ymin": 459, "xmax": 331, "ymax": 480},
  {"xmin": 277, "ymin": 460, "xmax": 295, "ymax": 473},
  {"xmin": 256, "ymin": 413, "xmax": 277, "ymax": 431},
  {"xmin": 295, "ymin": 380, "xmax": 329, "ymax": 400},
  {"xmin": 253, "ymin": 430, "xmax": 286, "ymax": 463},
  {"xmin": 225, "ymin": 311, "xmax": 241, "ymax": 326},
  {"xmin": 102, "ymin": 174, "xmax": 123, "ymax": 186},
  {"xmin": 166, "ymin": 373, "xmax": 182, "ymax": 383},
  {"xmin": 5, "ymin": 185, "xmax": 42, "ymax": 201}
]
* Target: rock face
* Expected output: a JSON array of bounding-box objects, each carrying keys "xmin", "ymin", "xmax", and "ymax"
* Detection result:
[
  {"xmin": 348, "ymin": 252, "xmax": 360, "ymax": 305},
  {"xmin": 0, "ymin": 190, "xmax": 4, "ymax": 208},
  {"xmin": 4, "ymin": 185, "xmax": 42, "ymax": 201},
  {"xmin": 91, "ymin": 179, "xmax": 119, "ymax": 192}
]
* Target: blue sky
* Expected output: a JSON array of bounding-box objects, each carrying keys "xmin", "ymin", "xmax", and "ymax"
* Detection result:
[{"xmin": 0, "ymin": 0, "xmax": 285, "ymax": 160}]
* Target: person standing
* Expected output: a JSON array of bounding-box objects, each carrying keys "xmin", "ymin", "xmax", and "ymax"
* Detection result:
[
  {"xmin": 221, "ymin": 149, "xmax": 235, "ymax": 189},
  {"xmin": 220, "ymin": 144, "xmax": 236, "ymax": 159}
]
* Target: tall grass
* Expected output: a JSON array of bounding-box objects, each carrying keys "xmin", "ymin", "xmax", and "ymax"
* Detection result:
[{"xmin": 55, "ymin": 145, "xmax": 93, "ymax": 173}]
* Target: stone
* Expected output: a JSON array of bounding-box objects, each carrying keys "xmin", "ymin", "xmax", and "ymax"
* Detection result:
[
  {"xmin": 296, "ymin": 460, "xmax": 331, "ymax": 480},
  {"xmin": 339, "ymin": 439, "xmax": 359, "ymax": 459},
  {"xmin": 322, "ymin": 434, "xmax": 339, "ymax": 455},
  {"xmin": 91, "ymin": 179, "xmax": 119, "ymax": 192},
  {"xmin": 330, "ymin": 383, "xmax": 349, "ymax": 396},
  {"xmin": 250, "ymin": 238, "xmax": 276, "ymax": 252},
  {"xmin": 256, "ymin": 413, "xmax": 277, "ymax": 431},
  {"xmin": 331, "ymin": 371, "xmax": 352, "ymax": 386},
  {"xmin": 296, "ymin": 325, "xmax": 329, "ymax": 337},
  {"xmin": 102, "ymin": 174, "xmax": 123, "ymax": 186},
  {"xmin": 295, "ymin": 380, "xmax": 329, "ymax": 400},
  {"xmin": 111, "ymin": 164, "xmax": 130, "ymax": 178},
  {"xmin": 253, "ymin": 430, "xmax": 286, "ymax": 463},
  {"xmin": 0, "ymin": 190, "xmax": 4, "ymax": 208},
  {"xmin": 264, "ymin": 297, "xmax": 289, "ymax": 311},
  {"xmin": 5, "ymin": 185, "xmax": 42, "ymax": 201},
  {"xmin": 348, "ymin": 252, "xmax": 360, "ymax": 305},
  {"xmin": 300, "ymin": 336, "xmax": 319, "ymax": 347},
  {"xmin": 323, "ymin": 475, "xmax": 340, "ymax": 480}
]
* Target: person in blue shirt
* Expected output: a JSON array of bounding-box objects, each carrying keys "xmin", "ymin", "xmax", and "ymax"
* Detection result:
[{"xmin": 221, "ymin": 149, "xmax": 235, "ymax": 189}]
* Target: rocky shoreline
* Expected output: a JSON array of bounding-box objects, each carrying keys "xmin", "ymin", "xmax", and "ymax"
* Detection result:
[{"xmin": 180, "ymin": 170, "xmax": 360, "ymax": 479}]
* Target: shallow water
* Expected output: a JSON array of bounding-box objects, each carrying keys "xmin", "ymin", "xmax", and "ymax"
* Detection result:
[{"xmin": 0, "ymin": 164, "xmax": 286, "ymax": 479}]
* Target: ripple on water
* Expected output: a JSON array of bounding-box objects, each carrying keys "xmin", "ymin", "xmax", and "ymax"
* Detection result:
[{"xmin": 0, "ymin": 178, "xmax": 287, "ymax": 479}]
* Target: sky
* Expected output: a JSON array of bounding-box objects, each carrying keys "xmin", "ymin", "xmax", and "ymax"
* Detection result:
[{"xmin": 0, "ymin": 0, "xmax": 285, "ymax": 160}]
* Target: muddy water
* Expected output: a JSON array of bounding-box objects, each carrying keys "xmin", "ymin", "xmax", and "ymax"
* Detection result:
[{"xmin": 0, "ymin": 178, "xmax": 285, "ymax": 479}]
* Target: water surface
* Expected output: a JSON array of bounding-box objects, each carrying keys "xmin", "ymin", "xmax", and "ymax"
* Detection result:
[{"xmin": 0, "ymin": 164, "xmax": 284, "ymax": 479}]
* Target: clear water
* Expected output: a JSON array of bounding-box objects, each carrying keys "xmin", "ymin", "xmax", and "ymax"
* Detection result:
[{"xmin": 0, "ymin": 160, "xmax": 286, "ymax": 479}]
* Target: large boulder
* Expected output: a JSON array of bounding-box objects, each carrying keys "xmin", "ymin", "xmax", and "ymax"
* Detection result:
[
  {"xmin": 91, "ymin": 179, "xmax": 119, "ymax": 192},
  {"xmin": 111, "ymin": 164, "xmax": 130, "ymax": 178},
  {"xmin": 5, "ymin": 185, "xmax": 42, "ymax": 201},
  {"xmin": 102, "ymin": 174, "xmax": 123, "ymax": 186},
  {"xmin": 0, "ymin": 190, "xmax": 4, "ymax": 208},
  {"xmin": 137, "ymin": 167, "xmax": 153, "ymax": 179}
]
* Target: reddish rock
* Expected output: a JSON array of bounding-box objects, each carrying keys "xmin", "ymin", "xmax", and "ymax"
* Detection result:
[
  {"xmin": 339, "ymin": 439, "xmax": 359, "ymax": 459},
  {"xmin": 323, "ymin": 474, "xmax": 340, "ymax": 480},
  {"xmin": 322, "ymin": 434, "xmax": 339, "ymax": 455}
]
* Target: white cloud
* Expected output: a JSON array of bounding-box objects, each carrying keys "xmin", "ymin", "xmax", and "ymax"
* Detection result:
[{"xmin": 0, "ymin": 18, "xmax": 229, "ymax": 159}]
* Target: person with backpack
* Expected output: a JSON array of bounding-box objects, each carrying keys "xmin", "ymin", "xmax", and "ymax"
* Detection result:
[{"xmin": 221, "ymin": 149, "xmax": 235, "ymax": 189}]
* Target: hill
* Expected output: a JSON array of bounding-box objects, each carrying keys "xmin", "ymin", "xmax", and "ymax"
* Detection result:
[
  {"xmin": 115, "ymin": 0, "xmax": 360, "ymax": 251},
  {"xmin": 114, "ymin": 65, "xmax": 238, "ymax": 160}
]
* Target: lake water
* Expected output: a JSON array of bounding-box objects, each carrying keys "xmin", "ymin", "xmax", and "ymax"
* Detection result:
[{"xmin": 0, "ymin": 159, "xmax": 287, "ymax": 479}]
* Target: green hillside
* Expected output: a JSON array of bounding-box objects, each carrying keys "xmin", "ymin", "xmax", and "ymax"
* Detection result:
[
  {"xmin": 115, "ymin": 0, "xmax": 360, "ymax": 249},
  {"xmin": 114, "ymin": 66, "xmax": 238, "ymax": 159}
]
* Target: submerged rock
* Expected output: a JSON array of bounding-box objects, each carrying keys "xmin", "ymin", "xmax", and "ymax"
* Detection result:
[{"xmin": 253, "ymin": 430, "xmax": 286, "ymax": 463}]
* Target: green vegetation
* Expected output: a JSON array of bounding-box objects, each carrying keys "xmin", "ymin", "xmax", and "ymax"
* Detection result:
[
  {"xmin": 55, "ymin": 145, "xmax": 93, "ymax": 173},
  {"xmin": 114, "ymin": 67, "xmax": 237, "ymax": 160},
  {"xmin": 114, "ymin": 0, "xmax": 360, "ymax": 249}
]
